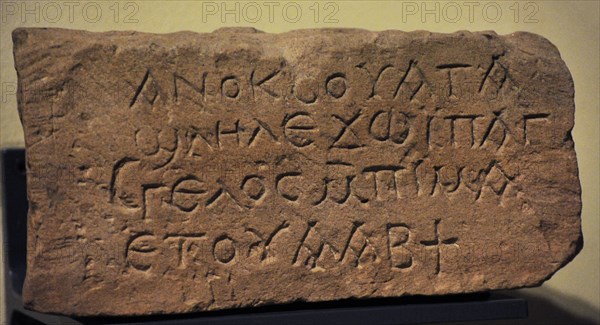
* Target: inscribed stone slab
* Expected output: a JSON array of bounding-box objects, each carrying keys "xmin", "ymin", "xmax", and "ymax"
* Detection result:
[{"xmin": 12, "ymin": 28, "xmax": 582, "ymax": 316}]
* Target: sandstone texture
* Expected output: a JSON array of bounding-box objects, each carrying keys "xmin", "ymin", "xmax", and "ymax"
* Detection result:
[{"xmin": 13, "ymin": 28, "xmax": 582, "ymax": 316}]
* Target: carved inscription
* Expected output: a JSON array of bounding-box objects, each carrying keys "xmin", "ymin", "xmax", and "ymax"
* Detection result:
[
  {"xmin": 109, "ymin": 51, "xmax": 549, "ymax": 278},
  {"xmin": 125, "ymin": 220, "xmax": 460, "ymax": 275},
  {"xmin": 110, "ymin": 50, "xmax": 551, "ymax": 274}
]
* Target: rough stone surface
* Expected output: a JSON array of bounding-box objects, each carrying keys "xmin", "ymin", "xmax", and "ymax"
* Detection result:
[{"xmin": 13, "ymin": 27, "xmax": 582, "ymax": 316}]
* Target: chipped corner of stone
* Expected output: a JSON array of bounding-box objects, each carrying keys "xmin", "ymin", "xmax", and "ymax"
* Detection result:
[{"xmin": 505, "ymin": 31, "xmax": 565, "ymax": 61}]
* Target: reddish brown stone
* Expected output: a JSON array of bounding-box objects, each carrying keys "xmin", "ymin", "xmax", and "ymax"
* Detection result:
[{"xmin": 13, "ymin": 27, "xmax": 582, "ymax": 316}]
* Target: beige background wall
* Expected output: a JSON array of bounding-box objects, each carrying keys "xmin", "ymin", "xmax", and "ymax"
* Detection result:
[{"xmin": 1, "ymin": 1, "xmax": 598, "ymax": 323}]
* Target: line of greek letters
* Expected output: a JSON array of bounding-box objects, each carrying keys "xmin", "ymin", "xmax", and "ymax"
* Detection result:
[
  {"xmin": 110, "ymin": 156, "xmax": 516, "ymax": 212},
  {"xmin": 125, "ymin": 110, "xmax": 547, "ymax": 155},
  {"xmin": 129, "ymin": 57, "xmax": 512, "ymax": 107},
  {"xmin": 125, "ymin": 220, "xmax": 458, "ymax": 275},
  {"xmin": 120, "ymin": 162, "xmax": 512, "ymax": 214}
]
